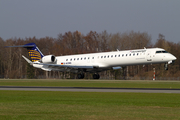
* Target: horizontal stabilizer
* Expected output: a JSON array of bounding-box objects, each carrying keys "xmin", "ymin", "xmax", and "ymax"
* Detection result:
[{"xmin": 5, "ymin": 44, "xmax": 35, "ymax": 48}]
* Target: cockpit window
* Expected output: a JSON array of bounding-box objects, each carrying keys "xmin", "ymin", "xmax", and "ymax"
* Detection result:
[
  {"xmin": 156, "ymin": 51, "xmax": 168, "ymax": 53},
  {"xmin": 162, "ymin": 51, "xmax": 168, "ymax": 53},
  {"xmin": 156, "ymin": 51, "xmax": 161, "ymax": 53}
]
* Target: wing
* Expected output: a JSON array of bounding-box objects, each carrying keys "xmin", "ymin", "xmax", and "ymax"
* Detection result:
[
  {"xmin": 22, "ymin": 55, "xmax": 33, "ymax": 65},
  {"xmin": 35, "ymin": 63, "xmax": 104, "ymax": 73}
]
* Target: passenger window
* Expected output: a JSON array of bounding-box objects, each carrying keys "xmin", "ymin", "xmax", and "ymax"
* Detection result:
[
  {"xmin": 104, "ymin": 56, "xmax": 106, "ymax": 58},
  {"xmin": 108, "ymin": 55, "xmax": 109, "ymax": 58},
  {"xmin": 74, "ymin": 58, "xmax": 76, "ymax": 61},
  {"xmin": 111, "ymin": 55, "xmax": 113, "ymax": 58},
  {"xmin": 129, "ymin": 54, "xmax": 131, "ymax": 56},
  {"xmin": 118, "ymin": 54, "xmax": 120, "ymax": 57},
  {"xmin": 70, "ymin": 59, "xmax": 72, "ymax": 61},
  {"xmin": 92, "ymin": 57, "xmax": 94, "ymax": 59},
  {"xmin": 84, "ymin": 57, "xmax": 86, "ymax": 60},
  {"xmin": 115, "ymin": 55, "xmax": 117, "ymax": 57},
  {"xmin": 101, "ymin": 56, "xmax": 103, "ymax": 58},
  {"xmin": 81, "ymin": 58, "xmax": 83, "ymax": 60},
  {"xmin": 77, "ymin": 58, "xmax": 79, "ymax": 60},
  {"xmin": 122, "ymin": 54, "xmax": 124, "ymax": 57},
  {"xmin": 133, "ymin": 53, "xmax": 135, "ymax": 56},
  {"xmin": 66, "ymin": 59, "xmax": 68, "ymax": 61},
  {"xmin": 126, "ymin": 54, "xmax": 128, "ymax": 56}
]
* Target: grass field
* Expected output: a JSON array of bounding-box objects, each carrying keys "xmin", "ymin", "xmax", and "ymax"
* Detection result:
[
  {"xmin": 0, "ymin": 79, "xmax": 180, "ymax": 120},
  {"xmin": 1, "ymin": 79, "xmax": 180, "ymax": 89},
  {"xmin": 0, "ymin": 91, "xmax": 180, "ymax": 120}
]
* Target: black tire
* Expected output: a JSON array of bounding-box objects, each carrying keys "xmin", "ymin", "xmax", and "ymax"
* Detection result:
[
  {"xmin": 77, "ymin": 73, "xmax": 84, "ymax": 79},
  {"xmin": 93, "ymin": 73, "xmax": 100, "ymax": 79}
]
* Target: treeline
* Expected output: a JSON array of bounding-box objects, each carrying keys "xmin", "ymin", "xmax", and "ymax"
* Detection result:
[{"xmin": 0, "ymin": 31, "xmax": 180, "ymax": 79}]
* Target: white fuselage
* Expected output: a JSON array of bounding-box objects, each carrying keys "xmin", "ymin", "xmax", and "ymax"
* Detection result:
[{"xmin": 54, "ymin": 48, "xmax": 176, "ymax": 68}]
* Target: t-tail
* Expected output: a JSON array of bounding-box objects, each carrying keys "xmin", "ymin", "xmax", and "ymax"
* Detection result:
[
  {"xmin": 6, "ymin": 43, "xmax": 44, "ymax": 62},
  {"xmin": 24, "ymin": 43, "xmax": 44, "ymax": 62}
]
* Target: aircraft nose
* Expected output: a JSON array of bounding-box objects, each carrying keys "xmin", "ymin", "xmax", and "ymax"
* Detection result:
[
  {"xmin": 173, "ymin": 56, "xmax": 177, "ymax": 60},
  {"xmin": 171, "ymin": 55, "xmax": 177, "ymax": 61}
]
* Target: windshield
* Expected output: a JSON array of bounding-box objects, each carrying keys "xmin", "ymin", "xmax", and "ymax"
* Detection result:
[{"xmin": 156, "ymin": 50, "xmax": 168, "ymax": 53}]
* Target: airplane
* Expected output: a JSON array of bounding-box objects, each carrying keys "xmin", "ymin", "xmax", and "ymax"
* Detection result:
[{"xmin": 6, "ymin": 43, "xmax": 177, "ymax": 79}]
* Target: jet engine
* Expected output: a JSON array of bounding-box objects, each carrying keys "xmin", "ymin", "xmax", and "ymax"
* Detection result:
[{"xmin": 41, "ymin": 55, "xmax": 56, "ymax": 63}]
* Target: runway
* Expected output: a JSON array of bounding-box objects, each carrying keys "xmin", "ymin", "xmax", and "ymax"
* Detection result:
[{"xmin": 0, "ymin": 86, "xmax": 180, "ymax": 93}]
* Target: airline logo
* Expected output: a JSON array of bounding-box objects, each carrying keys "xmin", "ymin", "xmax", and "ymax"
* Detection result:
[{"xmin": 28, "ymin": 50, "xmax": 41, "ymax": 62}]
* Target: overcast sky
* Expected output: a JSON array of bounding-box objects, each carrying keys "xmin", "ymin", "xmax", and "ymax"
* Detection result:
[{"xmin": 1, "ymin": 0, "xmax": 180, "ymax": 44}]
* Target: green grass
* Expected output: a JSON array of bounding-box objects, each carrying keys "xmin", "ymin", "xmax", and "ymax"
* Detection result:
[
  {"xmin": 0, "ymin": 91, "xmax": 180, "ymax": 120},
  {"xmin": 1, "ymin": 79, "xmax": 180, "ymax": 119},
  {"xmin": 1, "ymin": 79, "xmax": 180, "ymax": 89}
]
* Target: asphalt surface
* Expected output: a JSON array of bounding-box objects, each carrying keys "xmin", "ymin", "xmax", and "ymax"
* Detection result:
[{"xmin": 0, "ymin": 86, "xmax": 180, "ymax": 93}]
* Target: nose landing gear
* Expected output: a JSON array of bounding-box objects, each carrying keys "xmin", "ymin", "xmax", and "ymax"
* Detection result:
[{"xmin": 164, "ymin": 63, "xmax": 168, "ymax": 70}]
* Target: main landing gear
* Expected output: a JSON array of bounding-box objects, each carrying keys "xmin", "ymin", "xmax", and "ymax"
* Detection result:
[
  {"xmin": 93, "ymin": 73, "xmax": 100, "ymax": 79},
  {"xmin": 77, "ymin": 73, "xmax": 84, "ymax": 79},
  {"xmin": 77, "ymin": 73, "xmax": 100, "ymax": 79}
]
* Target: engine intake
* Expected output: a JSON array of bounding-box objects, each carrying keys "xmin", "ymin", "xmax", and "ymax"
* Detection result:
[{"xmin": 41, "ymin": 55, "xmax": 56, "ymax": 63}]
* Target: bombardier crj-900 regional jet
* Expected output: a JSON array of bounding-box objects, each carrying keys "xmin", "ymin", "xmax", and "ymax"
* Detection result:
[{"xmin": 7, "ymin": 43, "xmax": 176, "ymax": 79}]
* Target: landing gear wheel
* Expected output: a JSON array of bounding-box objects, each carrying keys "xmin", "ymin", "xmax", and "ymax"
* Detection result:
[
  {"xmin": 93, "ymin": 73, "xmax": 100, "ymax": 79},
  {"xmin": 77, "ymin": 73, "xmax": 84, "ymax": 79}
]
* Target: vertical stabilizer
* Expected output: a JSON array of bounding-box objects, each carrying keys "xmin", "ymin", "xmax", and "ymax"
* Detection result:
[
  {"xmin": 24, "ymin": 43, "xmax": 44, "ymax": 62},
  {"xmin": 5, "ymin": 43, "xmax": 44, "ymax": 62}
]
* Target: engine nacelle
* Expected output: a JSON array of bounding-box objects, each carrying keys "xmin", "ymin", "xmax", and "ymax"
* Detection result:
[{"xmin": 41, "ymin": 55, "xmax": 56, "ymax": 63}]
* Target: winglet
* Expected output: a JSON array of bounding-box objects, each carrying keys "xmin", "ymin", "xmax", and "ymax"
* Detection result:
[{"xmin": 22, "ymin": 55, "xmax": 33, "ymax": 65}]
